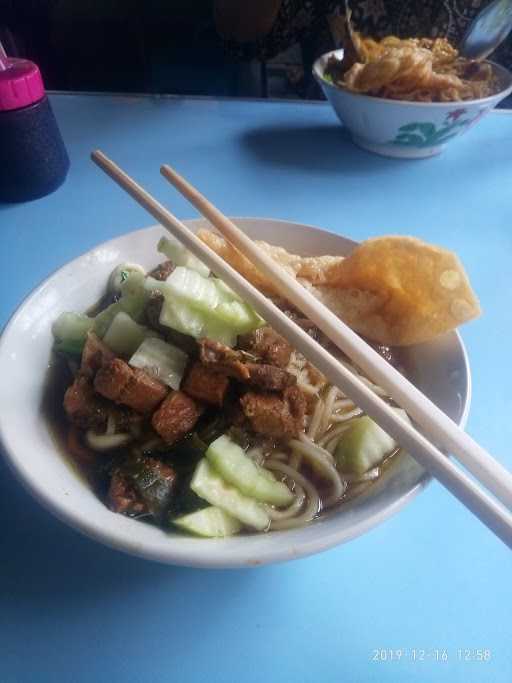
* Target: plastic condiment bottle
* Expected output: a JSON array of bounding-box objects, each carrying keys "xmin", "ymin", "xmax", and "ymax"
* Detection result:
[{"xmin": 0, "ymin": 56, "xmax": 69, "ymax": 202}]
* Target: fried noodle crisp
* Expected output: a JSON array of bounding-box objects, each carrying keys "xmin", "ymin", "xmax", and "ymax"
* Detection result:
[{"xmin": 325, "ymin": 30, "xmax": 499, "ymax": 102}]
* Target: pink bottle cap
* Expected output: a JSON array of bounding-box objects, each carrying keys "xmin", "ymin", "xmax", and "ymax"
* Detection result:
[{"xmin": 0, "ymin": 58, "xmax": 45, "ymax": 112}]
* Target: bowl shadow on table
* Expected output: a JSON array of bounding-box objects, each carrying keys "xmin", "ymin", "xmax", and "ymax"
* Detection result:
[
  {"xmin": 240, "ymin": 123, "xmax": 412, "ymax": 173},
  {"xmin": 0, "ymin": 455, "xmax": 262, "ymax": 610}
]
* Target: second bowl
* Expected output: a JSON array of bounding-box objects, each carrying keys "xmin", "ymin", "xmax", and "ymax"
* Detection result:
[{"xmin": 313, "ymin": 49, "xmax": 512, "ymax": 158}]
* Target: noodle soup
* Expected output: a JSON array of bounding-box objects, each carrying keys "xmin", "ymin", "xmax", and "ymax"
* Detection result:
[
  {"xmin": 0, "ymin": 219, "xmax": 474, "ymax": 565},
  {"xmin": 49, "ymin": 238, "xmax": 412, "ymax": 538}
]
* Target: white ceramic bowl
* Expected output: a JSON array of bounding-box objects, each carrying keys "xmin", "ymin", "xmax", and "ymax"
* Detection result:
[
  {"xmin": 313, "ymin": 49, "xmax": 512, "ymax": 158},
  {"xmin": 0, "ymin": 219, "xmax": 471, "ymax": 568}
]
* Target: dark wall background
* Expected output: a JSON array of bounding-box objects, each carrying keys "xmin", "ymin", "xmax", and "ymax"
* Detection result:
[
  {"xmin": 0, "ymin": 1, "xmax": 243, "ymax": 95},
  {"xmin": 1, "ymin": 1, "xmax": 511, "ymax": 101}
]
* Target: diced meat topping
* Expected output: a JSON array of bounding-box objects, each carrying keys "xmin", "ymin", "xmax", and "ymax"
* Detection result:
[
  {"xmin": 198, "ymin": 338, "xmax": 295, "ymax": 391},
  {"xmin": 108, "ymin": 469, "xmax": 148, "ymax": 516},
  {"xmin": 94, "ymin": 359, "xmax": 168, "ymax": 414},
  {"xmin": 125, "ymin": 369, "xmax": 168, "ymax": 413},
  {"xmin": 182, "ymin": 362, "xmax": 230, "ymax": 407},
  {"xmin": 284, "ymin": 385, "xmax": 307, "ymax": 424},
  {"xmin": 240, "ymin": 386, "xmax": 306, "ymax": 438},
  {"xmin": 80, "ymin": 332, "xmax": 115, "ymax": 377},
  {"xmin": 245, "ymin": 363, "xmax": 296, "ymax": 391},
  {"xmin": 238, "ymin": 326, "xmax": 292, "ymax": 368},
  {"xmin": 63, "ymin": 375, "xmax": 108, "ymax": 429},
  {"xmin": 148, "ymin": 260, "xmax": 175, "ymax": 281},
  {"xmin": 199, "ymin": 339, "xmax": 249, "ymax": 380},
  {"xmin": 94, "ymin": 358, "xmax": 133, "ymax": 399},
  {"xmin": 151, "ymin": 390, "xmax": 203, "ymax": 444}
]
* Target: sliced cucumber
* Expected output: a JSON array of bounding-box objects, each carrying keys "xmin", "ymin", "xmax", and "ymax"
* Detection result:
[
  {"xmin": 165, "ymin": 267, "xmax": 219, "ymax": 312},
  {"xmin": 214, "ymin": 278, "xmax": 243, "ymax": 303},
  {"xmin": 201, "ymin": 319, "xmax": 238, "ymax": 347},
  {"xmin": 159, "ymin": 297, "xmax": 206, "ymax": 338},
  {"xmin": 118, "ymin": 270, "xmax": 147, "ymax": 319},
  {"xmin": 157, "ymin": 236, "xmax": 210, "ymax": 277},
  {"xmin": 214, "ymin": 280, "xmax": 265, "ymax": 329},
  {"xmin": 146, "ymin": 268, "xmax": 262, "ymax": 346},
  {"xmin": 144, "ymin": 275, "xmax": 168, "ymax": 296},
  {"xmin": 206, "ymin": 435, "xmax": 294, "ymax": 506},
  {"xmin": 129, "ymin": 336, "xmax": 188, "ymax": 390},
  {"xmin": 213, "ymin": 300, "xmax": 259, "ymax": 334},
  {"xmin": 159, "ymin": 297, "xmax": 237, "ymax": 346},
  {"xmin": 145, "ymin": 267, "xmax": 264, "ymax": 346},
  {"xmin": 173, "ymin": 506, "xmax": 241, "ymax": 537},
  {"xmin": 94, "ymin": 270, "xmax": 148, "ymax": 337},
  {"xmin": 107, "ymin": 263, "xmax": 146, "ymax": 294},
  {"xmin": 103, "ymin": 311, "xmax": 152, "ymax": 357},
  {"xmin": 335, "ymin": 407, "xmax": 409, "ymax": 475},
  {"xmin": 93, "ymin": 302, "xmax": 121, "ymax": 338},
  {"xmin": 52, "ymin": 312, "xmax": 94, "ymax": 354},
  {"xmin": 191, "ymin": 459, "xmax": 270, "ymax": 530}
]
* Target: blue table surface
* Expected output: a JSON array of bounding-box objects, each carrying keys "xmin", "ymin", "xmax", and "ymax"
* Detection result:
[{"xmin": 1, "ymin": 93, "xmax": 511, "ymax": 683}]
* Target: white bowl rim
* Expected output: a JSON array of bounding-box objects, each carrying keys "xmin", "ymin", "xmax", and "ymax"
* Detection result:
[
  {"xmin": 313, "ymin": 48, "xmax": 512, "ymax": 108},
  {"xmin": 0, "ymin": 218, "xmax": 472, "ymax": 568}
]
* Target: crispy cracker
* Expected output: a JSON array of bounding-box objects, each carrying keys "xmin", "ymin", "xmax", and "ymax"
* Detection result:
[
  {"xmin": 197, "ymin": 229, "xmax": 480, "ymax": 346},
  {"xmin": 321, "ymin": 235, "xmax": 481, "ymax": 345},
  {"xmin": 197, "ymin": 229, "xmax": 344, "ymax": 291}
]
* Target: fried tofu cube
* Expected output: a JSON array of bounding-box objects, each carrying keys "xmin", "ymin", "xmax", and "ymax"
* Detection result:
[
  {"xmin": 240, "ymin": 386, "xmax": 306, "ymax": 438},
  {"xmin": 182, "ymin": 362, "xmax": 230, "ymax": 407},
  {"xmin": 151, "ymin": 390, "xmax": 203, "ymax": 444},
  {"xmin": 94, "ymin": 359, "xmax": 167, "ymax": 414}
]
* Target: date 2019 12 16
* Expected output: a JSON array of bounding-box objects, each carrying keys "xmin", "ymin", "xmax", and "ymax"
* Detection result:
[{"xmin": 371, "ymin": 648, "xmax": 492, "ymax": 663}]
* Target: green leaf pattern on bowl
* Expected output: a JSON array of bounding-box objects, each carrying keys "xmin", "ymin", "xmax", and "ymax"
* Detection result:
[{"xmin": 390, "ymin": 108, "xmax": 487, "ymax": 148}]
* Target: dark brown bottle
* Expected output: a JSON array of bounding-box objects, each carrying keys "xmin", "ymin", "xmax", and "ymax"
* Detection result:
[{"xmin": 0, "ymin": 57, "xmax": 69, "ymax": 203}]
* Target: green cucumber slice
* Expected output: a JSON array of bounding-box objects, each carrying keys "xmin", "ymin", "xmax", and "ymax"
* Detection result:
[
  {"xmin": 159, "ymin": 297, "xmax": 206, "ymax": 338},
  {"xmin": 213, "ymin": 301, "xmax": 259, "ymax": 334},
  {"xmin": 173, "ymin": 506, "xmax": 241, "ymax": 537},
  {"xmin": 201, "ymin": 319, "xmax": 238, "ymax": 347},
  {"xmin": 103, "ymin": 311, "xmax": 154, "ymax": 357},
  {"xmin": 214, "ymin": 278, "xmax": 243, "ymax": 303},
  {"xmin": 146, "ymin": 268, "xmax": 261, "ymax": 346},
  {"xmin": 206, "ymin": 435, "xmax": 293, "ymax": 506},
  {"xmin": 94, "ymin": 270, "xmax": 147, "ymax": 337},
  {"xmin": 191, "ymin": 459, "xmax": 270, "ymax": 530},
  {"xmin": 165, "ymin": 267, "xmax": 219, "ymax": 312},
  {"xmin": 129, "ymin": 337, "xmax": 188, "ymax": 390},
  {"xmin": 335, "ymin": 408, "xmax": 409, "ymax": 474},
  {"xmin": 118, "ymin": 270, "xmax": 147, "ymax": 319},
  {"xmin": 157, "ymin": 236, "xmax": 210, "ymax": 277},
  {"xmin": 52, "ymin": 312, "xmax": 94, "ymax": 354},
  {"xmin": 108, "ymin": 263, "xmax": 146, "ymax": 294}
]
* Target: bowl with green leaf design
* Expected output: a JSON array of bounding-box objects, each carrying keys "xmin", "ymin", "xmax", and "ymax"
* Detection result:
[{"xmin": 313, "ymin": 49, "xmax": 512, "ymax": 159}]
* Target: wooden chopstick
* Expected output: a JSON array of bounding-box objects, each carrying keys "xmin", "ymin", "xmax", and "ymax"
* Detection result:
[
  {"xmin": 160, "ymin": 163, "xmax": 512, "ymax": 513},
  {"xmin": 90, "ymin": 150, "xmax": 512, "ymax": 549}
]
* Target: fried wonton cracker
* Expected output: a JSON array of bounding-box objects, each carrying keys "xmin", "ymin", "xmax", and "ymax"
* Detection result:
[
  {"xmin": 320, "ymin": 235, "xmax": 481, "ymax": 345},
  {"xmin": 197, "ymin": 229, "xmax": 480, "ymax": 346},
  {"xmin": 197, "ymin": 229, "xmax": 344, "ymax": 291}
]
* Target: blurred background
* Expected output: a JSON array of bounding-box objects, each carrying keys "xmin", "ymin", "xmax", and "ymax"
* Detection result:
[{"xmin": 1, "ymin": 0, "xmax": 511, "ymax": 100}]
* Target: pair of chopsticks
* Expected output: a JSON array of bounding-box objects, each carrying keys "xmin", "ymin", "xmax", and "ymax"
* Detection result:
[{"xmin": 91, "ymin": 150, "xmax": 512, "ymax": 549}]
